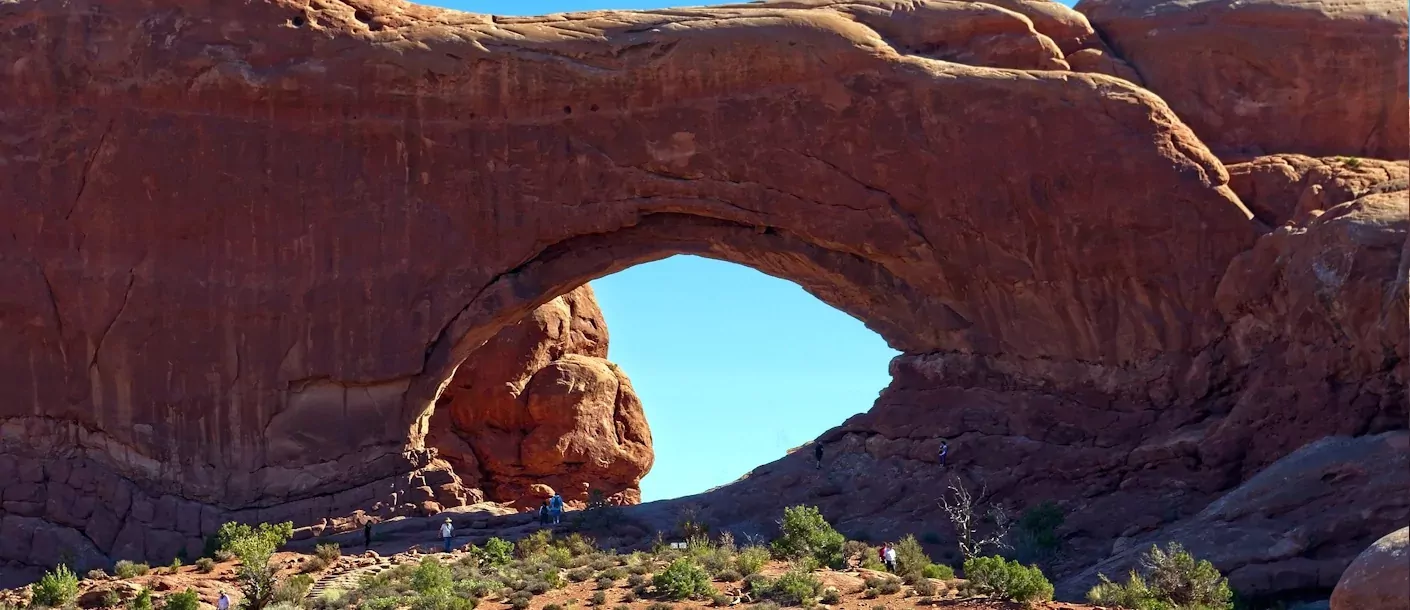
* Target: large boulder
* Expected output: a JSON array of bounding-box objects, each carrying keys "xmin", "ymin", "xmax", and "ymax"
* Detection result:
[
  {"xmin": 426, "ymin": 285, "xmax": 654, "ymax": 507},
  {"xmin": 1331, "ymin": 527, "xmax": 1410, "ymax": 610},
  {"xmin": 1077, "ymin": 0, "xmax": 1410, "ymax": 158},
  {"xmin": 1226, "ymin": 155, "xmax": 1408, "ymax": 226}
]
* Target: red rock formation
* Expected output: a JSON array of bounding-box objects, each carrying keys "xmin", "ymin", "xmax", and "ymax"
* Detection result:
[
  {"xmin": 426, "ymin": 285, "xmax": 653, "ymax": 507},
  {"xmin": 1078, "ymin": 0, "xmax": 1410, "ymax": 158},
  {"xmin": 0, "ymin": 1, "xmax": 1403, "ymax": 600},
  {"xmin": 1331, "ymin": 527, "xmax": 1410, "ymax": 610}
]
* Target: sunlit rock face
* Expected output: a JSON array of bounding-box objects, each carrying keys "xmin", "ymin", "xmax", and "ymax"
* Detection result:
[{"xmin": 0, "ymin": 1, "xmax": 1403, "ymax": 598}]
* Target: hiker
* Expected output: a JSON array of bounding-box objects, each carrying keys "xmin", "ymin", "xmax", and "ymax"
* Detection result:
[
  {"xmin": 217, "ymin": 592, "xmax": 230, "ymax": 610},
  {"xmin": 938, "ymin": 439, "xmax": 949, "ymax": 467},
  {"xmin": 538, "ymin": 500, "xmax": 551, "ymax": 526},
  {"xmin": 439, "ymin": 517, "xmax": 454, "ymax": 552},
  {"xmin": 363, "ymin": 519, "xmax": 373, "ymax": 549},
  {"xmin": 877, "ymin": 544, "xmax": 886, "ymax": 567},
  {"xmin": 813, "ymin": 443, "xmax": 823, "ymax": 469},
  {"xmin": 549, "ymin": 492, "xmax": 564, "ymax": 525},
  {"xmin": 883, "ymin": 544, "xmax": 898, "ymax": 573}
]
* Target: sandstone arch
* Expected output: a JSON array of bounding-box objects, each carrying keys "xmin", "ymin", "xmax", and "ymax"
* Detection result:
[{"xmin": 0, "ymin": 0, "xmax": 1328, "ymax": 572}]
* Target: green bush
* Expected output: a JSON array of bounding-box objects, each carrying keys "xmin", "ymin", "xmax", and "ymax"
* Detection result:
[
  {"xmin": 85, "ymin": 569, "xmax": 107, "ymax": 581},
  {"xmin": 893, "ymin": 535, "xmax": 933, "ymax": 583},
  {"xmin": 410, "ymin": 590, "xmax": 473, "ymax": 610},
  {"xmin": 627, "ymin": 574, "xmax": 646, "ymax": 588},
  {"xmin": 114, "ymin": 560, "xmax": 151, "ymax": 579},
  {"xmin": 767, "ymin": 569, "xmax": 822, "ymax": 606},
  {"xmin": 772, "ymin": 506, "xmax": 845, "ymax": 569},
  {"xmin": 843, "ymin": 541, "xmax": 873, "ymax": 564},
  {"xmin": 168, "ymin": 558, "xmax": 183, "ymax": 573},
  {"xmin": 877, "ymin": 578, "xmax": 902, "ymax": 595},
  {"xmin": 715, "ymin": 569, "xmax": 742, "ymax": 582},
  {"xmin": 647, "ymin": 603, "xmax": 674, "ymax": 610},
  {"xmin": 31, "ymin": 564, "xmax": 79, "ymax": 608},
  {"xmin": 517, "ymin": 530, "xmax": 554, "ymax": 558},
  {"xmin": 736, "ymin": 546, "xmax": 771, "ymax": 576},
  {"xmin": 160, "ymin": 589, "xmax": 200, "ymax": 610},
  {"xmin": 273, "ymin": 574, "xmax": 314, "ymax": 605},
  {"xmin": 411, "ymin": 558, "xmax": 453, "ymax": 594},
  {"xmin": 481, "ymin": 538, "xmax": 514, "ymax": 566},
  {"xmin": 1086, "ymin": 543, "xmax": 1233, "ymax": 610},
  {"xmin": 100, "ymin": 591, "xmax": 122, "ymax": 608},
  {"xmin": 711, "ymin": 593, "xmax": 732, "ymax": 607},
  {"xmin": 912, "ymin": 577, "xmax": 938, "ymax": 597},
  {"xmin": 195, "ymin": 558, "xmax": 215, "ymax": 574},
  {"xmin": 1015, "ymin": 502, "xmax": 1065, "ymax": 561},
  {"xmin": 962, "ymin": 556, "xmax": 1053, "ymax": 604},
  {"xmin": 923, "ymin": 563, "xmax": 954, "ymax": 579},
  {"xmin": 316, "ymin": 543, "xmax": 341, "ymax": 563},
  {"xmin": 596, "ymin": 576, "xmax": 615, "ymax": 590},
  {"xmin": 652, "ymin": 558, "xmax": 713, "ymax": 600},
  {"xmin": 132, "ymin": 589, "xmax": 153, "ymax": 610},
  {"xmin": 820, "ymin": 588, "xmax": 841, "ymax": 605},
  {"xmin": 567, "ymin": 567, "xmax": 594, "ymax": 583}
]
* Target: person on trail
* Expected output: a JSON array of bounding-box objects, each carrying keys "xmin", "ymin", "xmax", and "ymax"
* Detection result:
[
  {"xmin": 549, "ymin": 492, "xmax": 564, "ymax": 525},
  {"xmin": 363, "ymin": 519, "xmax": 373, "ymax": 549},
  {"xmin": 539, "ymin": 500, "xmax": 551, "ymax": 526},
  {"xmin": 883, "ymin": 544, "xmax": 898, "ymax": 573},
  {"xmin": 938, "ymin": 439, "xmax": 949, "ymax": 467},
  {"xmin": 439, "ymin": 518, "xmax": 454, "ymax": 552},
  {"xmin": 813, "ymin": 443, "xmax": 824, "ymax": 470},
  {"xmin": 877, "ymin": 545, "xmax": 887, "ymax": 568},
  {"xmin": 217, "ymin": 592, "xmax": 230, "ymax": 610}
]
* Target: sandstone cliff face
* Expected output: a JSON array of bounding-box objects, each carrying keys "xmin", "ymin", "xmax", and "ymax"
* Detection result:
[
  {"xmin": 1078, "ymin": 0, "xmax": 1409, "ymax": 158},
  {"xmin": 426, "ymin": 285, "xmax": 653, "ymax": 508},
  {"xmin": 0, "ymin": 0, "xmax": 1404, "ymax": 600}
]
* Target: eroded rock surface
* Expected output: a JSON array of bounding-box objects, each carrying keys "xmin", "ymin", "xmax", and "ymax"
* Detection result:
[
  {"xmin": 1078, "ymin": 0, "xmax": 1410, "ymax": 158},
  {"xmin": 0, "ymin": 0, "xmax": 1404, "ymax": 599},
  {"xmin": 426, "ymin": 286, "xmax": 653, "ymax": 508},
  {"xmin": 1331, "ymin": 527, "xmax": 1410, "ymax": 610}
]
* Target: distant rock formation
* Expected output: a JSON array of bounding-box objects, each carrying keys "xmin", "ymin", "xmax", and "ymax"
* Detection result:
[{"xmin": 426, "ymin": 285, "xmax": 653, "ymax": 508}]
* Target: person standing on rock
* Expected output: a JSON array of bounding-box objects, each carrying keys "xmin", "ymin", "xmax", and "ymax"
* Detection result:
[
  {"xmin": 439, "ymin": 518, "xmax": 454, "ymax": 552},
  {"xmin": 813, "ymin": 442, "xmax": 824, "ymax": 470},
  {"xmin": 539, "ymin": 500, "xmax": 551, "ymax": 526},
  {"xmin": 363, "ymin": 518, "xmax": 373, "ymax": 549},
  {"xmin": 217, "ymin": 591, "xmax": 230, "ymax": 610},
  {"xmin": 883, "ymin": 544, "xmax": 898, "ymax": 573},
  {"xmin": 938, "ymin": 439, "xmax": 949, "ymax": 468},
  {"xmin": 549, "ymin": 492, "xmax": 565, "ymax": 525}
]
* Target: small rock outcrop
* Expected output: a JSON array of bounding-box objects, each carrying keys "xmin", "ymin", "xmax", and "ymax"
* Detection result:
[
  {"xmin": 1078, "ymin": 0, "xmax": 1409, "ymax": 158},
  {"xmin": 1331, "ymin": 527, "xmax": 1410, "ymax": 610},
  {"xmin": 426, "ymin": 286, "xmax": 654, "ymax": 508}
]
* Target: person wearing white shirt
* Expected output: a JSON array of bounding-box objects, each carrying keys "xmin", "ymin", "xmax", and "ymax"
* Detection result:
[{"xmin": 439, "ymin": 518, "xmax": 454, "ymax": 553}]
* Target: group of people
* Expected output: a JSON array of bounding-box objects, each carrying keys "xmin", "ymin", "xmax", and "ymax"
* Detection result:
[
  {"xmin": 814, "ymin": 439, "xmax": 949, "ymax": 469},
  {"xmin": 434, "ymin": 491, "xmax": 567, "ymax": 553},
  {"xmin": 878, "ymin": 543, "xmax": 899, "ymax": 573}
]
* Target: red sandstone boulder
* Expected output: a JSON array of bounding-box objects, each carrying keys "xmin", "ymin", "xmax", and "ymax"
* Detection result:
[
  {"xmin": 427, "ymin": 286, "xmax": 653, "ymax": 507},
  {"xmin": 1226, "ymin": 155, "xmax": 1409, "ymax": 226},
  {"xmin": 1078, "ymin": 0, "xmax": 1410, "ymax": 158},
  {"xmin": 1331, "ymin": 527, "xmax": 1410, "ymax": 610}
]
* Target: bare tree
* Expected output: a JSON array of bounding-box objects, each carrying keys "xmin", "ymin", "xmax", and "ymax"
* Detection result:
[{"xmin": 938, "ymin": 474, "xmax": 1012, "ymax": 561}]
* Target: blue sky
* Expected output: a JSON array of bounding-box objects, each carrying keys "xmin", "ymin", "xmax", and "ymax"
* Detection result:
[{"xmin": 422, "ymin": 0, "xmax": 1077, "ymax": 501}]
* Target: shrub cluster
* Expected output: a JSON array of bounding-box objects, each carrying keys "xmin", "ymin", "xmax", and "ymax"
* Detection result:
[
  {"xmin": 771, "ymin": 506, "xmax": 845, "ymax": 569},
  {"xmin": 652, "ymin": 558, "xmax": 713, "ymax": 600},
  {"xmin": 963, "ymin": 556, "xmax": 1053, "ymax": 604},
  {"xmin": 1086, "ymin": 543, "xmax": 1233, "ymax": 610},
  {"xmin": 31, "ymin": 564, "xmax": 79, "ymax": 608}
]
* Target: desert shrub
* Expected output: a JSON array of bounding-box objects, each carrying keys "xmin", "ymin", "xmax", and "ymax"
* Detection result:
[
  {"xmin": 411, "ymin": 558, "xmax": 453, "ymax": 594},
  {"xmin": 480, "ymin": 538, "xmax": 514, "ymax": 566},
  {"xmin": 31, "ymin": 564, "xmax": 79, "ymax": 608},
  {"xmin": 893, "ymin": 535, "xmax": 933, "ymax": 583},
  {"xmin": 526, "ymin": 578, "xmax": 553, "ymax": 595},
  {"xmin": 860, "ymin": 552, "xmax": 886, "ymax": 572},
  {"xmin": 588, "ymin": 591, "xmax": 606, "ymax": 606},
  {"xmin": 648, "ymin": 603, "xmax": 675, "ymax": 610},
  {"xmin": 168, "ymin": 557, "xmax": 183, "ymax": 573},
  {"xmin": 756, "ymin": 603, "xmax": 781, "ymax": 610},
  {"xmin": 132, "ymin": 589, "xmax": 153, "ymax": 610},
  {"xmin": 567, "ymin": 567, "xmax": 594, "ymax": 582},
  {"xmin": 591, "ymin": 576, "xmax": 612, "ymax": 590},
  {"xmin": 844, "ymin": 541, "xmax": 874, "ymax": 564},
  {"xmin": 628, "ymin": 573, "xmax": 647, "ymax": 587},
  {"xmin": 877, "ymin": 578, "xmax": 903, "ymax": 595},
  {"xmin": 410, "ymin": 590, "xmax": 473, "ymax": 610},
  {"xmin": 715, "ymin": 569, "xmax": 742, "ymax": 582},
  {"xmin": 194, "ymin": 558, "xmax": 215, "ymax": 574},
  {"xmin": 711, "ymin": 593, "xmax": 732, "ymax": 607},
  {"xmin": 767, "ymin": 569, "xmax": 822, "ymax": 606},
  {"xmin": 735, "ymin": 546, "xmax": 771, "ymax": 576},
  {"xmin": 652, "ymin": 558, "xmax": 713, "ymax": 600},
  {"xmin": 590, "ymin": 555, "xmax": 618, "ymax": 571},
  {"xmin": 962, "ymin": 556, "xmax": 1053, "ymax": 604},
  {"xmin": 772, "ymin": 506, "xmax": 845, "ymax": 569},
  {"xmin": 744, "ymin": 574, "xmax": 773, "ymax": 596},
  {"xmin": 99, "ymin": 591, "xmax": 122, "ymax": 608},
  {"xmin": 508, "ymin": 592, "xmax": 532, "ymax": 610},
  {"xmin": 1086, "ymin": 543, "xmax": 1232, "ymax": 610},
  {"xmin": 912, "ymin": 578, "xmax": 938, "ymax": 597},
  {"xmin": 628, "ymin": 562, "xmax": 651, "ymax": 576},
  {"xmin": 85, "ymin": 569, "xmax": 107, "ymax": 580},
  {"xmin": 315, "ymin": 542, "xmax": 341, "ymax": 563},
  {"xmin": 601, "ymin": 567, "xmax": 626, "ymax": 581},
  {"xmin": 544, "ymin": 604, "xmax": 562, "ymax": 610},
  {"xmin": 160, "ymin": 589, "xmax": 200, "ymax": 610},
  {"xmin": 273, "ymin": 574, "xmax": 315, "ymax": 605},
  {"xmin": 622, "ymin": 589, "xmax": 638, "ymax": 603},
  {"xmin": 863, "ymin": 588, "xmax": 880, "ymax": 599},
  {"xmin": 922, "ymin": 564, "xmax": 953, "ymax": 580},
  {"xmin": 114, "ymin": 560, "xmax": 151, "ymax": 579},
  {"xmin": 821, "ymin": 588, "xmax": 842, "ymax": 605},
  {"xmin": 517, "ymin": 530, "xmax": 554, "ymax": 558},
  {"xmin": 1014, "ymin": 502, "xmax": 1065, "ymax": 562},
  {"xmin": 545, "ymin": 546, "xmax": 575, "ymax": 568}
]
